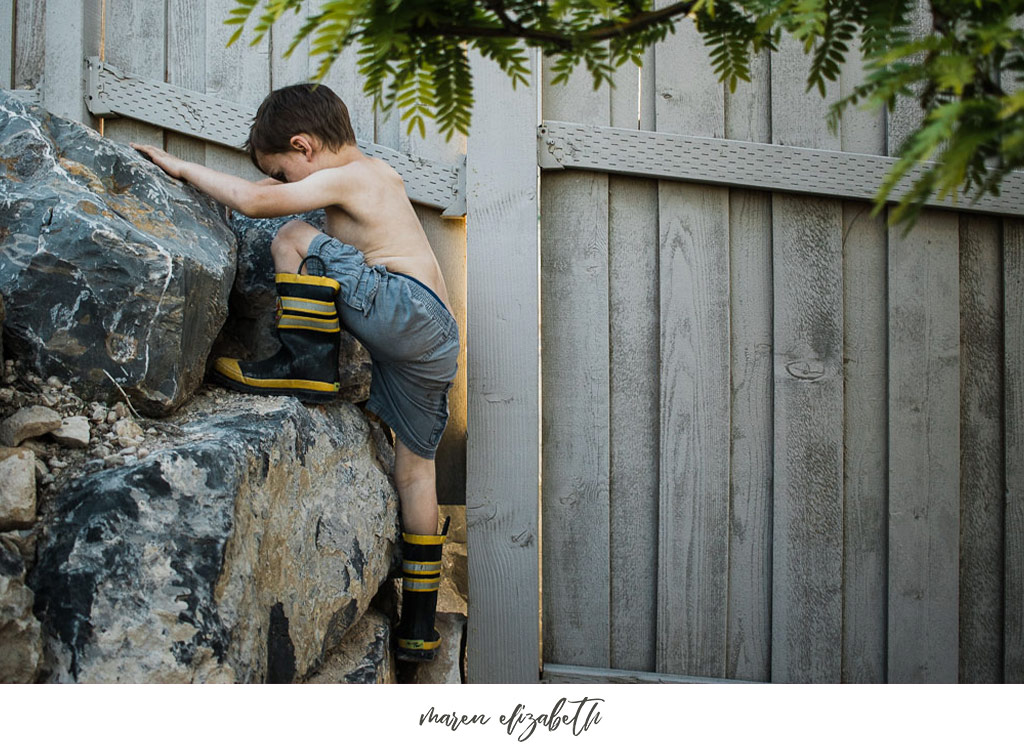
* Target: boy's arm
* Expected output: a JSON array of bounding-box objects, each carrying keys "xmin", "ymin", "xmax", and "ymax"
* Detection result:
[{"xmin": 131, "ymin": 143, "xmax": 346, "ymax": 218}]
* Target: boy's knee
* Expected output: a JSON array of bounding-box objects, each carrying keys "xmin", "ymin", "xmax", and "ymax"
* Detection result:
[{"xmin": 271, "ymin": 219, "xmax": 319, "ymax": 256}]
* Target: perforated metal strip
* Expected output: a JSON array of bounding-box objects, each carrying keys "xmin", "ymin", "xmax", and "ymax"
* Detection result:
[
  {"xmin": 538, "ymin": 119, "xmax": 1024, "ymax": 218},
  {"xmin": 85, "ymin": 58, "xmax": 465, "ymax": 216}
]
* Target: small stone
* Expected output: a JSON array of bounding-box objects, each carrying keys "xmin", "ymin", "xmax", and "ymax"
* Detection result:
[
  {"xmin": 119, "ymin": 446, "xmax": 137, "ymax": 456},
  {"xmin": 37, "ymin": 392, "xmax": 57, "ymax": 408},
  {"xmin": 46, "ymin": 376, "xmax": 62, "ymax": 389},
  {"xmin": 0, "ymin": 388, "xmax": 14, "ymax": 403},
  {"xmin": 0, "ymin": 449, "xmax": 36, "ymax": 529},
  {"xmin": 51, "ymin": 416, "xmax": 91, "ymax": 449},
  {"xmin": 19, "ymin": 440, "xmax": 47, "ymax": 457},
  {"xmin": 2, "ymin": 374, "xmax": 15, "ymax": 385},
  {"xmin": 113, "ymin": 402, "xmax": 129, "ymax": 419},
  {"xmin": 0, "ymin": 405, "xmax": 62, "ymax": 447},
  {"xmin": 137, "ymin": 448, "xmax": 150, "ymax": 459},
  {"xmin": 106, "ymin": 411, "xmax": 117, "ymax": 424},
  {"xmin": 103, "ymin": 455, "xmax": 125, "ymax": 468},
  {"xmin": 146, "ymin": 428, "xmax": 158, "ymax": 436},
  {"xmin": 41, "ymin": 474, "xmax": 54, "ymax": 486},
  {"xmin": 33, "ymin": 459, "xmax": 47, "ymax": 481},
  {"xmin": 90, "ymin": 406, "xmax": 106, "ymax": 423},
  {"xmin": 113, "ymin": 418, "xmax": 144, "ymax": 445}
]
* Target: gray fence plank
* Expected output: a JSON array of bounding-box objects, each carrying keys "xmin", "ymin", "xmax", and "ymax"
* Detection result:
[
  {"xmin": 958, "ymin": 215, "xmax": 1006, "ymax": 682},
  {"xmin": 540, "ymin": 53, "xmax": 612, "ymax": 669},
  {"xmin": 839, "ymin": 47, "xmax": 889, "ymax": 684},
  {"xmin": 654, "ymin": 19, "xmax": 731, "ymax": 678},
  {"xmin": 42, "ymin": 0, "xmax": 101, "ymax": 123},
  {"xmin": 104, "ymin": 0, "xmax": 164, "ymax": 148},
  {"xmin": 205, "ymin": 0, "xmax": 267, "ymax": 180},
  {"xmin": 770, "ymin": 35, "xmax": 845, "ymax": 684},
  {"xmin": 886, "ymin": 0, "xmax": 961, "ymax": 684},
  {"xmin": 724, "ymin": 46, "xmax": 772, "ymax": 683},
  {"xmin": 1, "ymin": 0, "xmax": 13, "ymax": 88},
  {"xmin": 465, "ymin": 50, "xmax": 540, "ymax": 683},
  {"xmin": 886, "ymin": 211, "xmax": 961, "ymax": 683},
  {"xmin": 166, "ymin": 0, "xmax": 207, "ymax": 165},
  {"xmin": 14, "ymin": 0, "xmax": 45, "ymax": 90},
  {"xmin": 609, "ymin": 55, "xmax": 659, "ymax": 673},
  {"xmin": 1004, "ymin": 219, "xmax": 1024, "ymax": 683}
]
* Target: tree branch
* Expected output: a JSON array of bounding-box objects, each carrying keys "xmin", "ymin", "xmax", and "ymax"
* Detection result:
[{"xmin": 413, "ymin": 1, "xmax": 698, "ymax": 49}]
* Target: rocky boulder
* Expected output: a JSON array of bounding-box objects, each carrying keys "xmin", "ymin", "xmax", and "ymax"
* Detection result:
[
  {"xmin": 304, "ymin": 606, "xmax": 395, "ymax": 684},
  {"xmin": 217, "ymin": 212, "xmax": 371, "ymax": 403},
  {"xmin": 0, "ymin": 91, "xmax": 236, "ymax": 416},
  {"xmin": 29, "ymin": 390, "xmax": 400, "ymax": 683}
]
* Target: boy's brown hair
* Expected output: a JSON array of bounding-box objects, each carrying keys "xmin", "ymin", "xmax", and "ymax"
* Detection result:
[{"xmin": 245, "ymin": 83, "xmax": 356, "ymax": 169}]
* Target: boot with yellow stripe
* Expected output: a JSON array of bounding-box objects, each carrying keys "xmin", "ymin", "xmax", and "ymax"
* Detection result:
[
  {"xmin": 213, "ymin": 272, "xmax": 342, "ymax": 403},
  {"xmin": 396, "ymin": 517, "xmax": 451, "ymax": 662}
]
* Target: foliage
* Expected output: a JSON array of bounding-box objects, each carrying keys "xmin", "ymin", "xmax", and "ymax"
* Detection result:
[{"xmin": 226, "ymin": 0, "xmax": 1024, "ymax": 223}]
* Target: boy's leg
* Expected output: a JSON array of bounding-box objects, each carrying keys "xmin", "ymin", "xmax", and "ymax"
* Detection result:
[
  {"xmin": 270, "ymin": 219, "xmax": 319, "ymax": 273},
  {"xmin": 393, "ymin": 438, "xmax": 440, "ymax": 535},
  {"xmin": 210, "ymin": 218, "xmax": 341, "ymax": 401}
]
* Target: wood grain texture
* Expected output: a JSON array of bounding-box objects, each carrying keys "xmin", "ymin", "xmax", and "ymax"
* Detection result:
[
  {"xmin": 839, "ymin": 47, "xmax": 888, "ymax": 684},
  {"xmin": 770, "ymin": 34, "xmax": 844, "ymax": 683},
  {"xmin": 608, "ymin": 57, "xmax": 659, "ymax": 672},
  {"xmin": 269, "ymin": 0, "xmax": 307, "ymax": 89},
  {"xmin": 887, "ymin": 212, "xmax": 960, "ymax": 683},
  {"xmin": 1005, "ymin": 219, "xmax": 1024, "ymax": 683},
  {"xmin": 886, "ymin": 0, "xmax": 960, "ymax": 684},
  {"xmin": 724, "ymin": 46, "xmax": 772, "ymax": 683},
  {"xmin": 540, "ymin": 51, "xmax": 611, "ymax": 669},
  {"xmin": 958, "ymin": 215, "xmax": 1005, "ymax": 683},
  {"xmin": 1, "ymin": 0, "xmax": 13, "ymax": 87},
  {"xmin": 204, "ymin": 0, "xmax": 266, "ymax": 180},
  {"xmin": 13, "ymin": 0, "xmax": 45, "ymax": 89},
  {"xmin": 165, "ymin": 0, "xmax": 207, "ymax": 165},
  {"xmin": 464, "ymin": 49, "xmax": 540, "ymax": 683},
  {"xmin": 654, "ymin": 18, "xmax": 731, "ymax": 678},
  {"xmin": 103, "ymin": 0, "xmax": 164, "ymax": 148},
  {"xmin": 42, "ymin": 0, "xmax": 100, "ymax": 123},
  {"xmin": 840, "ymin": 201, "xmax": 888, "ymax": 684}
]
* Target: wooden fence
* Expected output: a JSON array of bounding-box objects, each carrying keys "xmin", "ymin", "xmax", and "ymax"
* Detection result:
[
  {"xmin": 529, "ymin": 3, "xmax": 1024, "ymax": 683},
  {"xmin": 4, "ymin": 0, "xmax": 1023, "ymax": 684}
]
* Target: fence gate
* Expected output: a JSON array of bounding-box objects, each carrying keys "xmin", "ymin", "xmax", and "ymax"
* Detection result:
[{"xmin": 468, "ymin": 5, "xmax": 1024, "ymax": 684}]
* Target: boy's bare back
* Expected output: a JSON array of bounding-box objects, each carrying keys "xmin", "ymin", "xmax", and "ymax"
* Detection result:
[{"xmin": 312, "ymin": 156, "xmax": 451, "ymax": 310}]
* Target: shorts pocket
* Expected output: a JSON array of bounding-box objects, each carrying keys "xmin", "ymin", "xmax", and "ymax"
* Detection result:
[
  {"xmin": 427, "ymin": 383, "xmax": 452, "ymax": 447},
  {"xmin": 343, "ymin": 264, "xmax": 383, "ymax": 316}
]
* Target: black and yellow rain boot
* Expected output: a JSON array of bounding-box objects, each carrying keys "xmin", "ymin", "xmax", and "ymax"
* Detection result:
[
  {"xmin": 396, "ymin": 517, "xmax": 451, "ymax": 662},
  {"xmin": 212, "ymin": 272, "xmax": 342, "ymax": 403}
]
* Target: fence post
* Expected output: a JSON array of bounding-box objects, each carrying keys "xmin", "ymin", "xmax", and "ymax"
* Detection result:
[{"xmin": 465, "ymin": 50, "xmax": 541, "ymax": 683}]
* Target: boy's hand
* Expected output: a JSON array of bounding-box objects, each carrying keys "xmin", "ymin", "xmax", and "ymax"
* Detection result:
[{"xmin": 130, "ymin": 143, "xmax": 187, "ymax": 180}]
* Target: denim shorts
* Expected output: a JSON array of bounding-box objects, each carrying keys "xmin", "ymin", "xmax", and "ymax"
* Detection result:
[{"xmin": 304, "ymin": 233, "xmax": 459, "ymax": 459}]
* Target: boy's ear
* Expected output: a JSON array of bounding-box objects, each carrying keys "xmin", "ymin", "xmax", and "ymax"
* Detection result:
[{"xmin": 289, "ymin": 134, "xmax": 318, "ymax": 159}]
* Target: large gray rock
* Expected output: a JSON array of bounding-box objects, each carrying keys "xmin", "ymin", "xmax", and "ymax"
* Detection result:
[
  {"xmin": 29, "ymin": 391, "xmax": 399, "ymax": 683},
  {"xmin": 0, "ymin": 91, "xmax": 236, "ymax": 416},
  {"xmin": 217, "ymin": 212, "xmax": 371, "ymax": 403}
]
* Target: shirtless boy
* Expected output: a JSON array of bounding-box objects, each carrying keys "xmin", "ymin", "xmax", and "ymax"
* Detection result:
[{"xmin": 133, "ymin": 83, "xmax": 457, "ymax": 662}]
